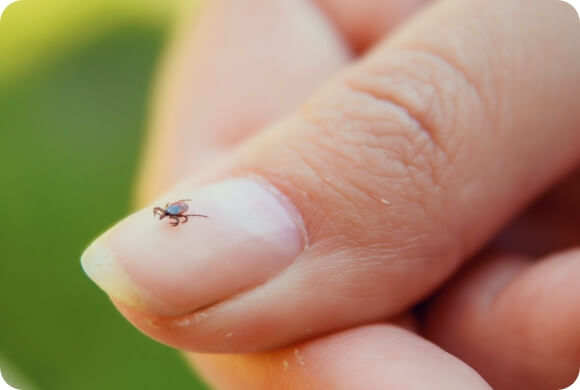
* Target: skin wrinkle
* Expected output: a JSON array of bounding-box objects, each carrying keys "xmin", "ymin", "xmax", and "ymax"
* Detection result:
[
  {"xmin": 298, "ymin": 70, "xmax": 466, "ymax": 258},
  {"xmin": 291, "ymin": 141, "xmax": 400, "ymax": 245},
  {"xmin": 337, "ymin": 104, "xmax": 439, "ymax": 198},
  {"xmin": 287, "ymin": 139, "xmax": 350, "ymax": 227},
  {"xmin": 290, "ymin": 102, "xmax": 466, "ymax": 278},
  {"xmin": 347, "ymin": 52, "xmax": 467, "ymax": 170},
  {"xmin": 310, "ymin": 157, "xmax": 427, "ymax": 248},
  {"xmin": 349, "ymin": 52, "xmax": 486, "ymax": 251},
  {"xmin": 397, "ymin": 47, "xmax": 490, "ymax": 130},
  {"xmin": 301, "ymin": 91, "xmax": 440, "ymax": 217},
  {"xmin": 340, "ymin": 86, "xmax": 449, "ymax": 201},
  {"xmin": 344, "ymin": 71, "xmax": 444, "ymax": 158},
  {"xmin": 297, "ymin": 122, "xmax": 370, "ymax": 218}
]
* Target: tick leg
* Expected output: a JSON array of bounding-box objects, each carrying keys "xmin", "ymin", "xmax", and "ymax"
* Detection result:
[
  {"xmin": 169, "ymin": 216, "xmax": 180, "ymax": 226},
  {"xmin": 181, "ymin": 215, "xmax": 189, "ymax": 224}
]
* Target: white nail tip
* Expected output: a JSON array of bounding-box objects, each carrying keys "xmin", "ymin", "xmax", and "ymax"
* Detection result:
[{"xmin": 81, "ymin": 240, "xmax": 144, "ymax": 307}]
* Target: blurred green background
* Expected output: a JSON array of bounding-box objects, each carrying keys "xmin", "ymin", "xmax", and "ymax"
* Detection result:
[{"xmin": 0, "ymin": 1, "xmax": 209, "ymax": 389}]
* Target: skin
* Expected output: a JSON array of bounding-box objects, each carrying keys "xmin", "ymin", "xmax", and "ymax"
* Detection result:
[{"xmin": 104, "ymin": 0, "xmax": 580, "ymax": 389}]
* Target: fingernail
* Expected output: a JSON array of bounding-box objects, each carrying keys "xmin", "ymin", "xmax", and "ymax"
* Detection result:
[
  {"xmin": 81, "ymin": 178, "xmax": 305, "ymax": 316},
  {"xmin": 81, "ymin": 239, "xmax": 156, "ymax": 308}
]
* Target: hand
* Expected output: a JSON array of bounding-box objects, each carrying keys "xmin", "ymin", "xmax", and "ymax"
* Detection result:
[{"xmin": 81, "ymin": 0, "xmax": 580, "ymax": 389}]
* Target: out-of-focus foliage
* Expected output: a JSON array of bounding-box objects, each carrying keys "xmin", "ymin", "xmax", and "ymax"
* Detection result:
[{"xmin": 0, "ymin": 1, "xmax": 208, "ymax": 389}]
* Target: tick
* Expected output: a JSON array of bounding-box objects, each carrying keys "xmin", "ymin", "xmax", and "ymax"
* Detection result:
[{"xmin": 153, "ymin": 199, "xmax": 208, "ymax": 227}]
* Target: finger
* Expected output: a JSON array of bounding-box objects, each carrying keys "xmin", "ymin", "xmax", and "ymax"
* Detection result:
[
  {"xmin": 138, "ymin": 0, "xmax": 351, "ymax": 203},
  {"xmin": 316, "ymin": 0, "xmax": 430, "ymax": 52},
  {"xmin": 137, "ymin": 0, "xmax": 429, "ymax": 204},
  {"xmin": 493, "ymin": 167, "xmax": 580, "ymax": 257},
  {"xmin": 190, "ymin": 324, "xmax": 492, "ymax": 390},
  {"xmin": 81, "ymin": 0, "xmax": 580, "ymax": 352},
  {"xmin": 424, "ymin": 249, "xmax": 580, "ymax": 390}
]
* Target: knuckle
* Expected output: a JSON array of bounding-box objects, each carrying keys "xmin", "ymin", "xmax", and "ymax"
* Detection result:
[{"xmin": 296, "ymin": 48, "xmax": 488, "ymax": 235}]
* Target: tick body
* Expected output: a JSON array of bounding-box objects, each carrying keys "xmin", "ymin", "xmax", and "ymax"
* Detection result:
[{"xmin": 153, "ymin": 199, "xmax": 208, "ymax": 227}]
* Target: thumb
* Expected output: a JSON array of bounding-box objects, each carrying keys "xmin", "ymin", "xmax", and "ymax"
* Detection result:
[{"xmin": 81, "ymin": 0, "xmax": 580, "ymax": 352}]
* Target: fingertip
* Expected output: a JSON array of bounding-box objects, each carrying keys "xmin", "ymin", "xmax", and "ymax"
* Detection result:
[
  {"xmin": 81, "ymin": 236, "xmax": 154, "ymax": 310},
  {"xmin": 425, "ymin": 249, "xmax": 580, "ymax": 390},
  {"xmin": 82, "ymin": 178, "xmax": 305, "ymax": 318}
]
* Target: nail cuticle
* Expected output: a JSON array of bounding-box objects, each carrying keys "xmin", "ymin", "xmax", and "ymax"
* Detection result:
[{"xmin": 242, "ymin": 173, "xmax": 309, "ymax": 251}]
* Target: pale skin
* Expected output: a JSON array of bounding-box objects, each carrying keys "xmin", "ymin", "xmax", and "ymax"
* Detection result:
[{"xmin": 101, "ymin": 0, "xmax": 580, "ymax": 389}]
